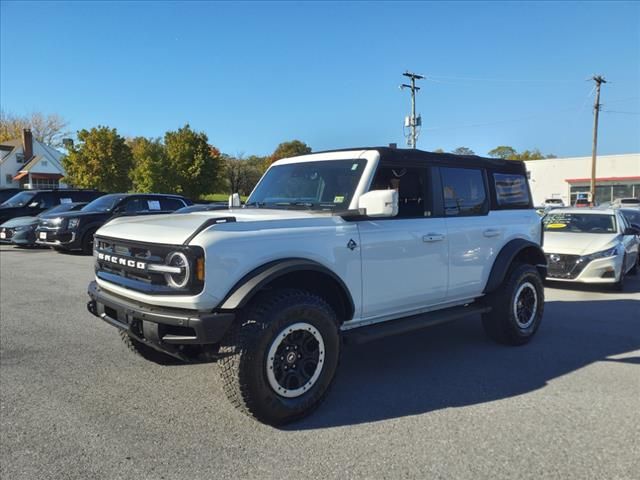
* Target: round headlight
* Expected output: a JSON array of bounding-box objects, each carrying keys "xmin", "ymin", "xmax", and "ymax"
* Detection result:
[{"xmin": 165, "ymin": 252, "xmax": 190, "ymax": 288}]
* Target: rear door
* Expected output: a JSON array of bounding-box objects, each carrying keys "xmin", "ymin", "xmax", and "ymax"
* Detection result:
[
  {"xmin": 359, "ymin": 163, "xmax": 449, "ymax": 320},
  {"xmin": 439, "ymin": 166, "xmax": 499, "ymax": 300}
]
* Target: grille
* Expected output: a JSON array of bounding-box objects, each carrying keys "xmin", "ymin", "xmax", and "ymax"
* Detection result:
[
  {"xmin": 545, "ymin": 253, "xmax": 586, "ymax": 279},
  {"xmin": 94, "ymin": 236, "xmax": 203, "ymax": 295}
]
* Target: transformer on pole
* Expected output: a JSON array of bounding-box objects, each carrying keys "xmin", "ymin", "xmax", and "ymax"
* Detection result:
[{"xmin": 400, "ymin": 71, "xmax": 424, "ymax": 149}]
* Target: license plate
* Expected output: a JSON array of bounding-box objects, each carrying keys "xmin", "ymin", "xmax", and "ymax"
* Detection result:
[
  {"xmin": 0, "ymin": 232, "xmax": 5, "ymax": 239},
  {"xmin": 39, "ymin": 232, "xmax": 47, "ymax": 240}
]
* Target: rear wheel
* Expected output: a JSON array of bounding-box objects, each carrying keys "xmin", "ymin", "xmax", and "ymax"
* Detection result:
[
  {"xmin": 482, "ymin": 264, "xmax": 545, "ymax": 346},
  {"xmin": 218, "ymin": 289, "xmax": 341, "ymax": 425}
]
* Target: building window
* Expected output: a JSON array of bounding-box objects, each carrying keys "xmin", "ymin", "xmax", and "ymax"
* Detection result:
[
  {"xmin": 5, "ymin": 174, "xmax": 13, "ymax": 185},
  {"xmin": 16, "ymin": 153, "xmax": 25, "ymax": 163},
  {"xmin": 41, "ymin": 160, "xmax": 48, "ymax": 166},
  {"xmin": 31, "ymin": 178, "xmax": 59, "ymax": 189}
]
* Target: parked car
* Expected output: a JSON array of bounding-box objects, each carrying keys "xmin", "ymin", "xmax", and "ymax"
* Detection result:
[
  {"xmin": 0, "ymin": 189, "xmax": 103, "ymax": 224},
  {"xmin": 574, "ymin": 198, "xmax": 590, "ymax": 208},
  {"xmin": 0, "ymin": 188, "xmax": 24, "ymax": 205},
  {"xmin": 87, "ymin": 146, "xmax": 547, "ymax": 425},
  {"xmin": 0, "ymin": 202, "xmax": 88, "ymax": 247},
  {"xmin": 175, "ymin": 203, "xmax": 228, "ymax": 213},
  {"xmin": 36, "ymin": 193, "xmax": 192, "ymax": 254},
  {"xmin": 619, "ymin": 208, "xmax": 640, "ymax": 230},
  {"xmin": 542, "ymin": 208, "xmax": 639, "ymax": 290},
  {"xmin": 611, "ymin": 197, "xmax": 640, "ymax": 208}
]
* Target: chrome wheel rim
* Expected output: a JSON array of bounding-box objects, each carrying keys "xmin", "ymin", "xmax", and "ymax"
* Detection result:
[
  {"xmin": 266, "ymin": 322, "xmax": 325, "ymax": 398},
  {"xmin": 513, "ymin": 282, "xmax": 538, "ymax": 329}
]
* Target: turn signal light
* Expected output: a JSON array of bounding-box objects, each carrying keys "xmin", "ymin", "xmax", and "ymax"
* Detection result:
[{"xmin": 196, "ymin": 257, "xmax": 205, "ymax": 281}]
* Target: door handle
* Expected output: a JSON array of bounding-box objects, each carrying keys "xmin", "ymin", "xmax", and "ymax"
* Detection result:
[
  {"xmin": 423, "ymin": 233, "xmax": 445, "ymax": 243},
  {"xmin": 483, "ymin": 229, "xmax": 501, "ymax": 238}
]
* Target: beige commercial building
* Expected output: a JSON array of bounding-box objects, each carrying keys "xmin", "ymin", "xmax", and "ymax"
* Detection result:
[{"xmin": 525, "ymin": 153, "xmax": 640, "ymax": 206}]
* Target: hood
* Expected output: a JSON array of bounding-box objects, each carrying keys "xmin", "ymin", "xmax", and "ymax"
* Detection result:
[
  {"xmin": 96, "ymin": 208, "xmax": 325, "ymax": 245},
  {"xmin": 50, "ymin": 210, "xmax": 106, "ymax": 219},
  {"xmin": 543, "ymin": 232, "xmax": 619, "ymax": 255},
  {"xmin": 0, "ymin": 216, "xmax": 39, "ymax": 228}
]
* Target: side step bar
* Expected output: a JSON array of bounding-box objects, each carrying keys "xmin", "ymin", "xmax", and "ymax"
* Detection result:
[{"xmin": 343, "ymin": 303, "xmax": 491, "ymax": 345}]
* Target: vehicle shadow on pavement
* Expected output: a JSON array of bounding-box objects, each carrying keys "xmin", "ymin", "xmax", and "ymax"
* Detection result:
[{"xmin": 289, "ymin": 298, "xmax": 640, "ymax": 430}]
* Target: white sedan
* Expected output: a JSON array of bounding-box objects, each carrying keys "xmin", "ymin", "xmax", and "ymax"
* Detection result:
[{"xmin": 542, "ymin": 208, "xmax": 640, "ymax": 290}]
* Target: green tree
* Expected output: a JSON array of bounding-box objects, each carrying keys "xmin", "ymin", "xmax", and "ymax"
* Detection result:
[
  {"xmin": 488, "ymin": 145, "xmax": 518, "ymax": 160},
  {"xmin": 164, "ymin": 124, "xmax": 223, "ymax": 199},
  {"xmin": 265, "ymin": 140, "xmax": 311, "ymax": 169},
  {"xmin": 433, "ymin": 148, "xmax": 445, "ymax": 153},
  {"xmin": 62, "ymin": 126, "xmax": 132, "ymax": 191},
  {"xmin": 129, "ymin": 137, "xmax": 169, "ymax": 193},
  {"xmin": 451, "ymin": 147, "xmax": 475, "ymax": 156},
  {"xmin": 224, "ymin": 154, "xmax": 264, "ymax": 196}
]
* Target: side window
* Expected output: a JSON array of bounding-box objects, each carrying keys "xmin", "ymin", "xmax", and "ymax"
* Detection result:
[
  {"xmin": 440, "ymin": 167, "xmax": 488, "ymax": 216},
  {"xmin": 37, "ymin": 193, "xmax": 56, "ymax": 208},
  {"xmin": 370, "ymin": 166, "xmax": 427, "ymax": 218},
  {"xmin": 123, "ymin": 197, "xmax": 149, "ymax": 213},
  {"xmin": 493, "ymin": 173, "xmax": 530, "ymax": 208},
  {"xmin": 159, "ymin": 198, "xmax": 185, "ymax": 211}
]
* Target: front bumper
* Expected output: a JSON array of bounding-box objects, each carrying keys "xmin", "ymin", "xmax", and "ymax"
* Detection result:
[
  {"xmin": 87, "ymin": 281, "xmax": 235, "ymax": 353},
  {"xmin": 546, "ymin": 254, "xmax": 623, "ymax": 284},
  {"xmin": 35, "ymin": 228, "xmax": 78, "ymax": 249}
]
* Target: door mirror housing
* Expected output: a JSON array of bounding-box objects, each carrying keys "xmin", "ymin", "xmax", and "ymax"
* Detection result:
[
  {"xmin": 623, "ymin": 225, "xmax": 640, "ymax": 236},
  {"xmin": 357, "ymin": 190, "xmax": 398, "ymax": 218}
]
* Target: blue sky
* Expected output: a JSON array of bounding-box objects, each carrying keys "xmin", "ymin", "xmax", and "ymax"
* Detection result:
[{"xmin": 1, "ymin": 1, "xmax": 639, "ymax": 157}]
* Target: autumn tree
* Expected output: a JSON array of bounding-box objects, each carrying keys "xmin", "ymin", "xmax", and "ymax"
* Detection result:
[
  {"xmin": 129, "ymin": 137, "xmax": 170, "ymax": 193},
  {"xmin": 164, "ymin": 124, "xmax": 223, "ymax": 199},
  {"xmin": 451, "ymin": 147, "xmax": 475, "ymax": 156},
  {"xmin": 62, "ymin": 126, "xmax": 133, "ymax": 192},
  {"xmin": 264, "ymin": 140, "xmax": 311, "ymax": 169},
  {"xmin": 0, "ymin": 110, "xmax": 70, "ymax": 146},
  {"xmin": 224, "ymin": 154, "xmax": 264, "ymax": 196}
]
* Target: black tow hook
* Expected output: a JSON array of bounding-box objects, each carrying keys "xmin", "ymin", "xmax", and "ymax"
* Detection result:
[{"xmin": 87, "ymin": 300, "xmax": 97, "ymax": 316}]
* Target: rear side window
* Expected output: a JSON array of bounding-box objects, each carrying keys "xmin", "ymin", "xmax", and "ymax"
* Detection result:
[
  {"xmin": 159, "ymin": 197, "xmax": 186, "ymax": 211},
  {"xmin": 440, "ymin": 167, "xmax": 488, "ymax": 216},
  {"xmin": 493, "ymin": 173, "xmax": 531, "ymax": 207}
]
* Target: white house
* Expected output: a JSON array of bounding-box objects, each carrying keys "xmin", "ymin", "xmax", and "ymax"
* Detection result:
[
  {"xmin": 525, "ymin": 153, "xmax": 640, "ymax": 206},
  {"xmin": 0, "ymin": 129, "xmax": 68, "ymax": 189}
]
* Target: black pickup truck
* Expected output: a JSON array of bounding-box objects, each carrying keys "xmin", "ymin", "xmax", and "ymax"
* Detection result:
[{"xmin": 35, "ymin": 193, "xmax": 192, "ymax": 254}]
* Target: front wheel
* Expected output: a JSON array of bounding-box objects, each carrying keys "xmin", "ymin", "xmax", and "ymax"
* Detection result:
[
  {"xmin": 81, "ymin": 228, "xmax": 98, "ymax": 255},
  {"xmin": 218, "ymin": 289, "xmax": 341, "ymax": 425},
  {"xmin": 482, "ymin": 264, "xmax": 545, "ymax": 346}
]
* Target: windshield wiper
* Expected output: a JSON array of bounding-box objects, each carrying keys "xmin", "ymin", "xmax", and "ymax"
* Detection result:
[
  {"xmin": 244, "ymin": 201, "xmax": 267, "ymax": 209},
  {"xmin": 273, "ymin": 202, "xmax": 316, "ymax": 209}
]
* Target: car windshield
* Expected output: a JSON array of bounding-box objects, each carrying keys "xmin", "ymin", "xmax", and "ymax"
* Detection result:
[
  {"xmin": 0, "ymin": 191, "xmax": 37, "ymax": 208},
  {"xmin": 620, "ymin": 198, "xmax": 639, "ymax": 204},
  {"xmin": 543, "ymin": 213, "xmax": 617, "ymax": 234},
  {"xmin": 81, "ymin": 194, "xmax": 126, "ymax": 212},
  {"xmin": 38, "ymin": 203, "xmax": 81, "ymax": 217},
  {"xmin": 246, "ymin": 159, "xmax": 367, "ymax": 210}
]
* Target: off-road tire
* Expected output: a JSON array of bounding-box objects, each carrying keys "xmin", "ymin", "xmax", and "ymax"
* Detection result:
[
  {"xmin": 218, "ymin": 289, "xmax": 341, "ymax": 426},
  {"xmin": 482, "ymin": 263, "xmax": 544, "ymax": 346},
  {"xmin": 119, "ymin": 330, "xmax": 179, "ymax": 364},
  {"xmin": 81, "ymin": 228, "xmax": 98, "ymax": 255}
]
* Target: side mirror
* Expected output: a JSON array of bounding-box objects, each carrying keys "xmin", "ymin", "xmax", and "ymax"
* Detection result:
[
  {"xmin": 357, "ymin": 190, "xmax": 398, "ymax": 218},
  {"xmin": 624, "ymin": 225, "xmax": 640, "ymax": 236},
  {"xmin": 228, "ymin": 193, "xmax": 241, "ymax": 208}
]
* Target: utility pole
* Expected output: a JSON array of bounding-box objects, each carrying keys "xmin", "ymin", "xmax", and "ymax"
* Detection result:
[
  {"xmin": 590, "ymin": 75, "xmax": 606, "ymax": 206},
  {"xmin": 400, "ymin": 71, "xmax": 424, "ymax": 148}
]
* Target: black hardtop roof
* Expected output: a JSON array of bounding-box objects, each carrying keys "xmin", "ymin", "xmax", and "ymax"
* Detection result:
[
  {"xmin": 106, "ymin": 192, "xmax": 188, "ymax": 198},
  {"xmin": 311, "ymin": 146, "xmax": 527, "ymax": 172}
]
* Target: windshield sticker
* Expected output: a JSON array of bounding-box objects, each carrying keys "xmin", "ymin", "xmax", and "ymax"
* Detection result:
[
  {"xmin": 147, "ymin": 200, "xmax": 161, "ymax": 210},
  {"xmin": 351, "ymin": 163, "xmax": 359, "ymax": 171},
  {"xmin": 547, "ymin": 223, "xmax": 567, "ymax": 229},
  {"xmin": 333, "ymin": 195, "xmax": 345, "ymax": 203},
  {"xmin": 60, "ymin": 198, "xmax": 72, "ymax": 204}
]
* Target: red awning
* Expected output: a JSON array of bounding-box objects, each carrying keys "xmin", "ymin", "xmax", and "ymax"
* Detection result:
[{"xmin": 565, "ymin": 176, "xmax": 640, "ymax": 183}]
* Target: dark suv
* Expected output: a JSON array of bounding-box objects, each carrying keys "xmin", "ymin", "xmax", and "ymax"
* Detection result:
[
  {"xmin": 35, "ymin": 193, "xmax": 192, "ymax": 254},
  {"xmin": 0, "ymin": 189, "xmax": 103, "ymax": 224}
]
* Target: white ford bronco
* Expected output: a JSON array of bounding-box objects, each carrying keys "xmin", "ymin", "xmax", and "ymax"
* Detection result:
[{"xmin": 87, "ymin": 147, "xmax": 547, "ymax": 425}]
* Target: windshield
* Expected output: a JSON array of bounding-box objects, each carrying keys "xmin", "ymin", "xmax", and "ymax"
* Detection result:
[
  {"xmin": 622, "ymin": 210, "xmax": 640, "ymax": 226},
  {"xmin": 543, "ymin": 213, "xmax": 617, "ymax": 234},
  {"xmin": 81, "ymin": 194, "xmax": 126, "ymax": 213},
  {"xmin": 620, "ymin": 198, "xmax": 639, "ymax": 204},
  {"xmin": 246, "ymin": 159, "xmax": 367, "ymax": 210},
  {"xmin": 0, "ymin": 191, "xmax": 37, "ymax": 208}
]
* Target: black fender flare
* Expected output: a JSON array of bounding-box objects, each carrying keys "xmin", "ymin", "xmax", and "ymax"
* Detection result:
[
  {"xmin": 218, "ymin": 258, "xmax": 355, "ymax": 319},
  {"xmin": 483, "ymin": 239, "xmax": 547, "ymax": 294}
]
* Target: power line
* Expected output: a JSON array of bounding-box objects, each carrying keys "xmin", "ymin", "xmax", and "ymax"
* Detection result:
[
  {"xmin": 603, "ymin": 110, "xmax": 640, "ymax": 115},
  {"xmin": 427, "ymin": 74, "xmax": 582, "ymax": 84}
]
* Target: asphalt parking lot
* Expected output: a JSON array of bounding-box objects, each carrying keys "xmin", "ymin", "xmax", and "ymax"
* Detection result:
[{"xmin": 1, "ymin": 245, "xmax": 639, "ymax": 480}]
